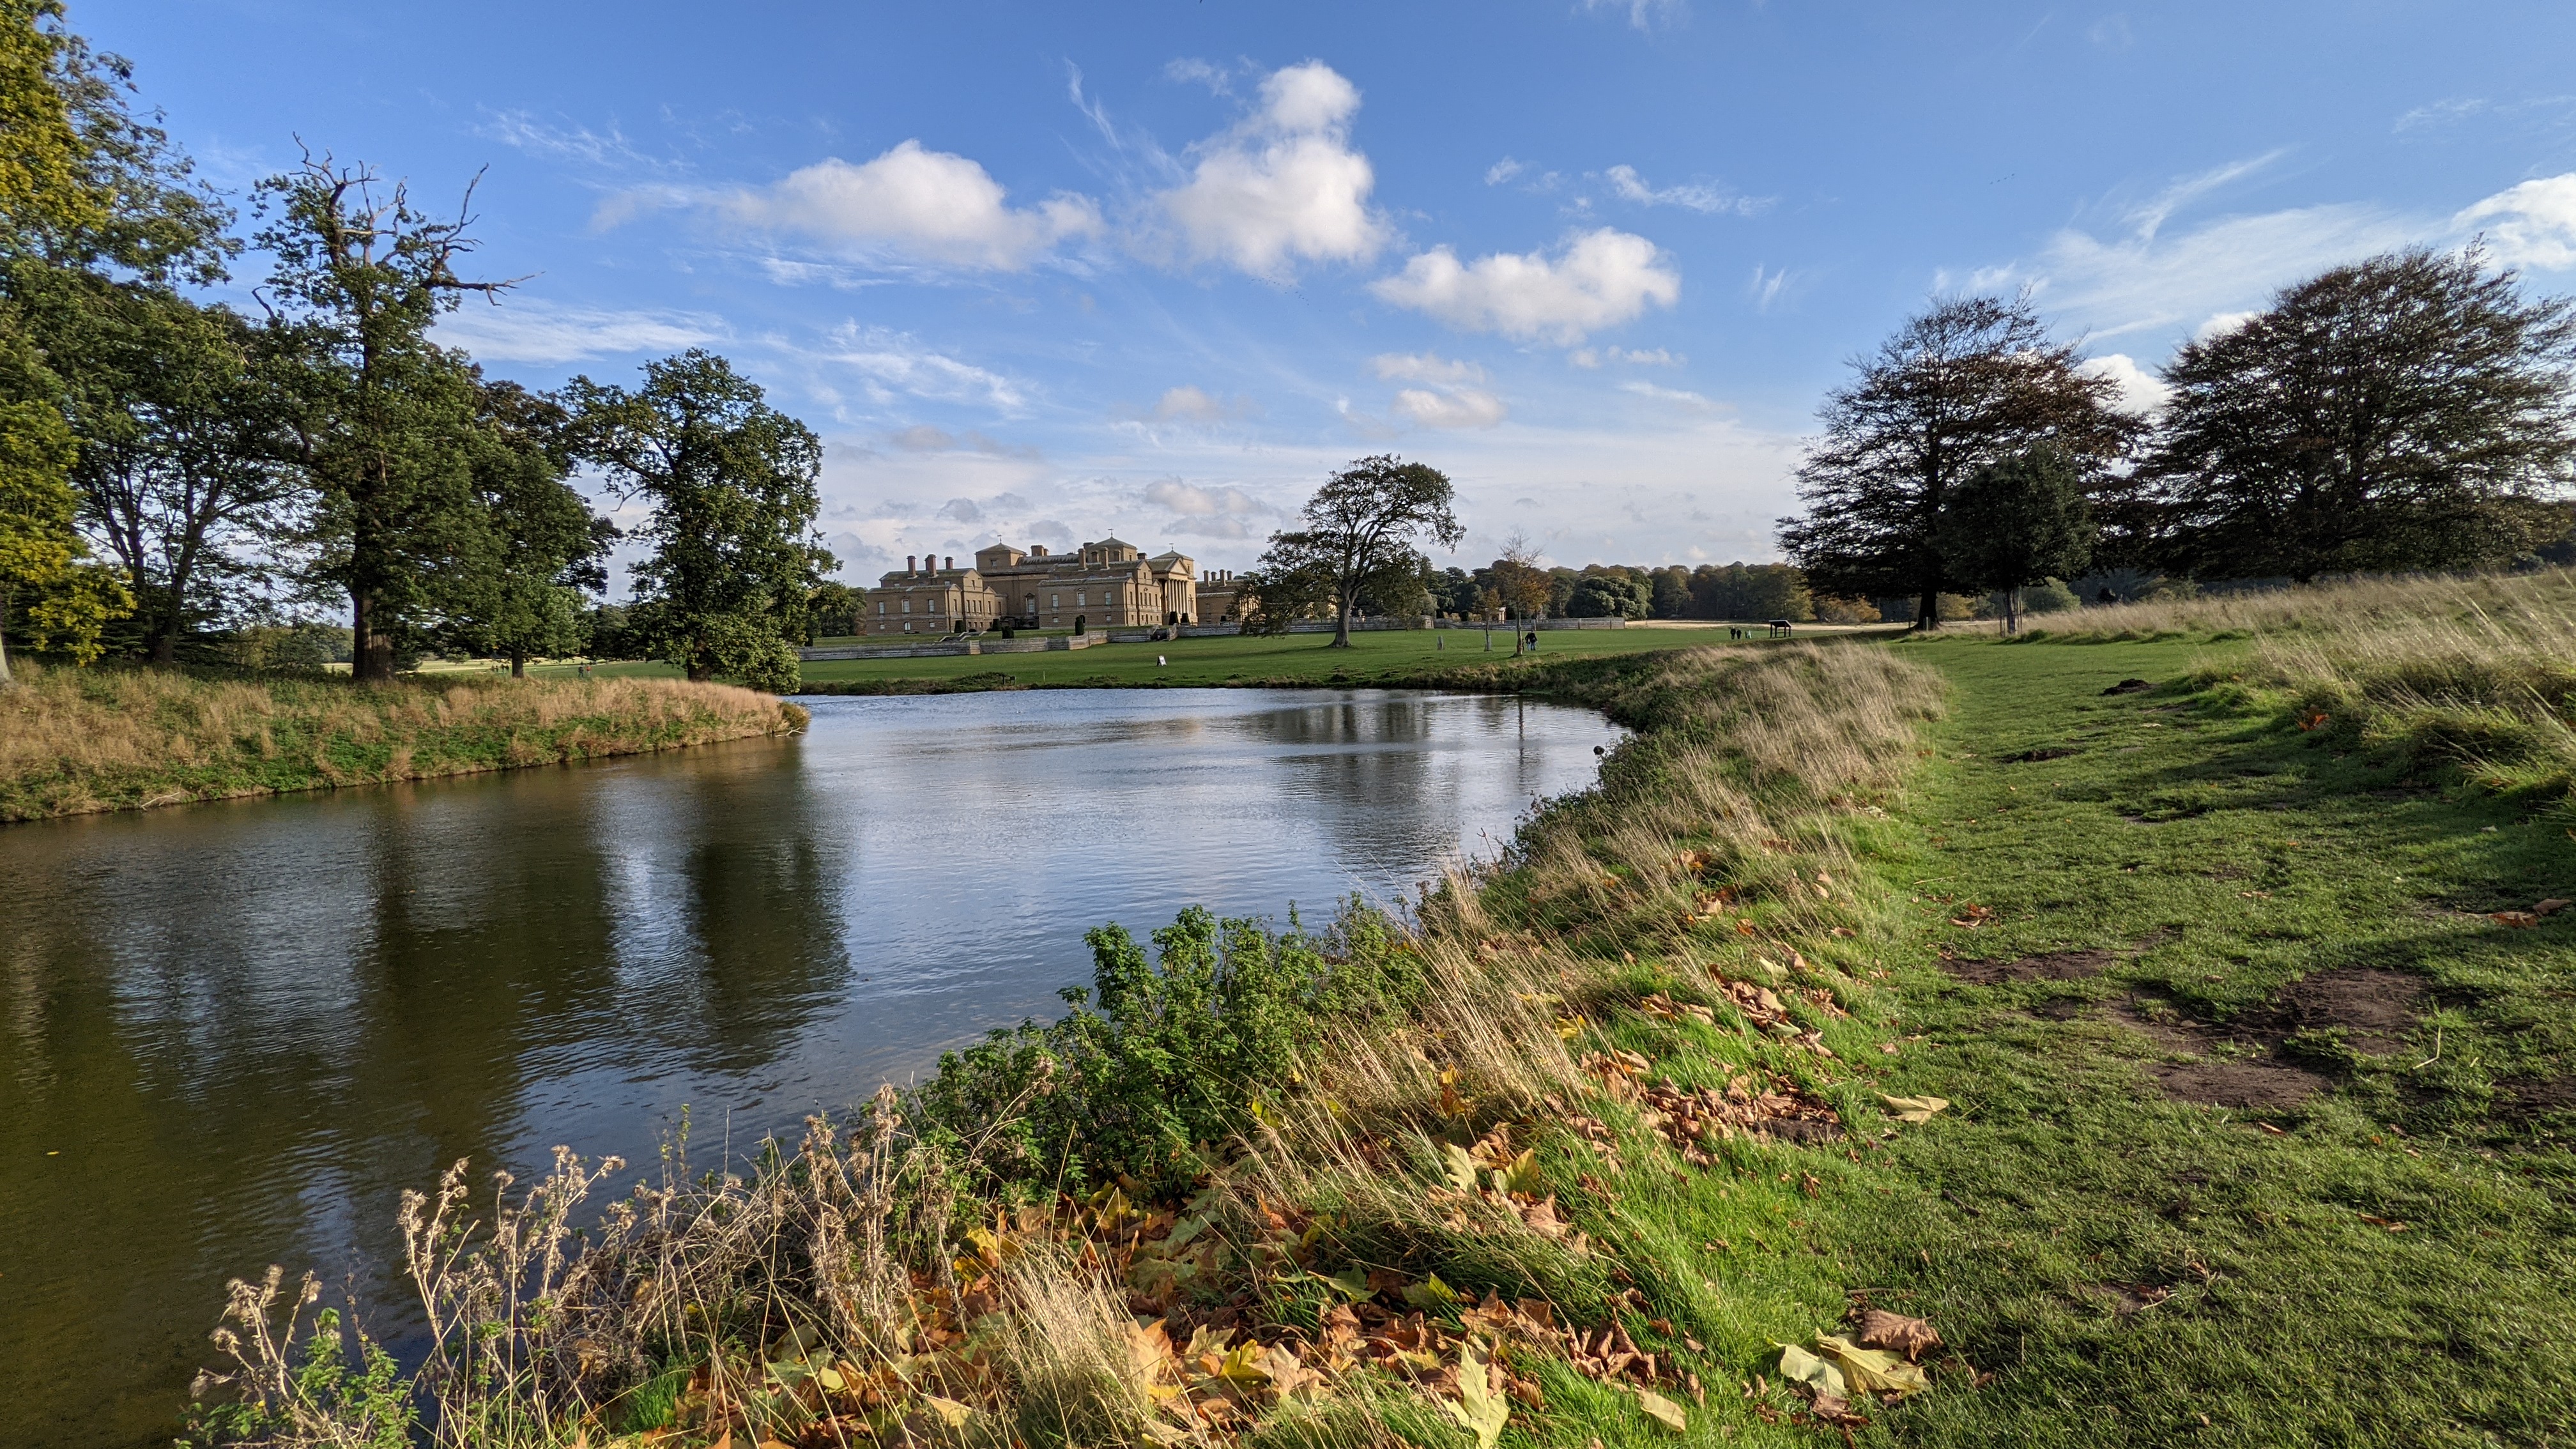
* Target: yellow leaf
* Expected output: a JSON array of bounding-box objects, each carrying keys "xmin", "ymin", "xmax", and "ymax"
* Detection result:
[
  {"xmin": 1441, "ymin": 1143, "xmax": 1480, "ymax": 1193},
  {"xmin": 1322, "ymin": 1267, "xmax": 1372, "ymax": 1301},
  {"xmin": 922, "ymin": 1394, "xmax": 974, "ymax": 1427},
  {"xmin": 1635, "ymin": 1386, "xmax": 1689, "ymax": 1432},
  {"xmin": 815, "ymin": 1366, "xmax": 845, "ymax": 1393},
  {"xmin": 1215, "ymin": 1341, "xmax": 1271, "ymax": 1385},
  {"xmin": 1775, "ymin": 1342, "xmax": 1845, "ymax": 1399},
  {"xmin": 1401, "ymin": 1272, "xmax": 1459, "ymax": 1308},
  {"xmin": 1442, "ymin": 1341, "xmax": 1512, "ymax": 1449},
  {"xmin": 1818, "ymin": 1334, "xmax": 1931, "ymax": 1397},
  {"xmin": 1491, "ymin": 1149, "xmax": 1544, "ymax": 1197},
  {"xmin": 1555, "ymin": 1014, "xmax": 1588, "ymax": 1041},
  {"xmin": 1880, "ymin": 1094, "xmax": 1951, "ymax": 1124}
]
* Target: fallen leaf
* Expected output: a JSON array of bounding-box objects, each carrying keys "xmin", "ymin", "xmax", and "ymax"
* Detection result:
[
  {"xmin": 1817, "ymin": 1335, "xmax": 1931, "ymax": 1397},
  {"xmin": 1634, "ymin": 1387, "xmax": 1689, "ymax": 1433},
  {"xmin": 1775, "ymin": 1342, "xmax": 1844, "ymax": 1399},
  {"xmin": 1443, "ymin": 1341, "xmax": 1511, "ymax": 1449},
  {"xmin": 1441, "ymin": 1143, "xmax": 1480, "ymax": 1193},
  {"xmin": 1403, "ymin": 1273, "xmax": 1460, "ymax": 1308},
  {"xmin": 2492, "ymin": 911, "xmax": 2541, "ymax": 928},
  {"xmin": 1853, "ymin": 1310, "xmax": 1940, "ymax": 1363},
  {"xmin": 1880, "ymin": 1094, "xmax": 1951, "ymax": 1124},
  {"xmin": 2535, "ymin": 898, "xmax": 2572, "ymax": 917},
  {"xmin": 922, "ymin": 1394, "xmax": 974, "ymax": 1427}
]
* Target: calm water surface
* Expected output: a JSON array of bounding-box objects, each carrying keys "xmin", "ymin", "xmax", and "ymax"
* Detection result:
[{"xmin": 0, "ymin": 687, "xmax": 1620, "ymax": 1448}]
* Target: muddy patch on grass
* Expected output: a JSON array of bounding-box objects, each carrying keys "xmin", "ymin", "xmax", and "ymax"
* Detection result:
[
  {"xmin": 2109, "ymin": 1000, "xmax": 2329, "ymax": 1109},
  {"xmin": 2004, "ymin": 745, "xmax": 2080, "ymax": 762},
  {"xmin": 2255, "ymin": 967, "xmax": 2426, "ymax": 1055},
  {"xmin": 2498, "ymin": 1076, "xmax": 2576, "ymax": 1121},
  {"xmin": 1945, "ymin": 947, "xmax": 2121, "ymax": 985}
]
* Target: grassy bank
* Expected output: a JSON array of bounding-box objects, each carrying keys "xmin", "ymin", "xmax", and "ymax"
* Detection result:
[
  {"xmin": 0, "ymin": 662, "xmax": 807, "ymax": 822},
  {"xmin": 188, "ymin": 575, "xmax": 2575, "ymax": 1449}
]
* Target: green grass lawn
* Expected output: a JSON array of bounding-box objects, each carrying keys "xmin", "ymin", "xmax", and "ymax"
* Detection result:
[
  {"xmin": 1774, "ymin": 635, "xmax": 2573, "ymax": 1445},
  {"xmin": 792, "ymin": 624, "xmax": 1892, "ymax": 691}
]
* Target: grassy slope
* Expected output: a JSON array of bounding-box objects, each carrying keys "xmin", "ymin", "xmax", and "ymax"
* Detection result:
[
  {"xmin": 0, "ymin": 664, "xmax": 803, "ymax": 822},
  {"xmin": 1790, "ymin": 636, "xmax": 2575, "ymax": 1446}
]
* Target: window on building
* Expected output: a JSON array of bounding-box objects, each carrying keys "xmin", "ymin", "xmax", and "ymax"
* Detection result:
[
  {"xmin": 876, "ymin": 601, "xmax": 885, "ymax": 615},
  {"xmin": 1075, "ymin": 592, "xmax": 1085, "ymax": 606},
  {"xmin": 901, "ymin": 600, "xmax": 910, "ymax": 613},
  {"xmin": 1050, "ymin": 594, "xmax": 1059, "ymax": 608}
]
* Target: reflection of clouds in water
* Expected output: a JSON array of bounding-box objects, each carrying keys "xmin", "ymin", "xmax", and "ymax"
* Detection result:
[{"xmin": 0, "ymin": 690, "xmax": 1620, "ymax": 1446}]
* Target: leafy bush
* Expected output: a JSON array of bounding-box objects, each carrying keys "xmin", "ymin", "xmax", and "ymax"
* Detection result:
[{"xmin": 912, "ymin": 901, "xmax": 1424, "ymax": 1194}]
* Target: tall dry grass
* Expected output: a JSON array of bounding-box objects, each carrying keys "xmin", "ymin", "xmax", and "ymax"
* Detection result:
[
  {"xmin": 0, "ymin": 661, "xmax": 802, "ymax": 822},
  {"xmin": 190, "ymin": 641, "xmax": 1951, "ymax": 1448},
  {"xmin": 2012, "ymin": 567, "xmax": 2576, "ymax": 643}
]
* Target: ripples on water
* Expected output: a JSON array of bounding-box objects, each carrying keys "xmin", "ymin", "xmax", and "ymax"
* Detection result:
[{"xmin": 0, "ymin": 687, "xmax": 1622, "ymax": 1448}]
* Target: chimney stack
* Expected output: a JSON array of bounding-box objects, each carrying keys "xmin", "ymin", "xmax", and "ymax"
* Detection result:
[
  {"xmin": 906, "ymin": 555, "xmax": 917, "ymax": 574},
  {"xmin": 944, "ymin": 555, "xmax": 954, "ymax": 571}
]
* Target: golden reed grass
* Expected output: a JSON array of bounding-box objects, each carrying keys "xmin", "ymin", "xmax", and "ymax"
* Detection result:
[{"xmin": 0, "ymin": 662, "xmax": 802, "ymax": 821}]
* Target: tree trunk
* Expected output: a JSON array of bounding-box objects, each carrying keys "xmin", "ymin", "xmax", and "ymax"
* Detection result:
[
  {"xmin": 0, "ymin": 592, "xmax": 14, "ymax": 687},
  {"xmin": 351, "ymin": 591, "xmax": 396, "ymax": 683},
  {"xmin": 509, "ymin": 648, "xmax": 526, "ymax": 678},
  {"xmin": 2003, "ymin": 586, "xmax": 2020, "ymax": 636},
  {"xmin": 1915, "ymin": 585, "xmax": 1940, "ymax": 631},
  {"xmin": 1332, "ymin": 595, "xmax": 1353, "ymax": 648}
]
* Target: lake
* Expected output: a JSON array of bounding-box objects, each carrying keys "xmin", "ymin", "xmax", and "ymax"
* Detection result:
[{"xmin": 0, "ymin": 687, "xmax": 1621, "ymax": 1449}]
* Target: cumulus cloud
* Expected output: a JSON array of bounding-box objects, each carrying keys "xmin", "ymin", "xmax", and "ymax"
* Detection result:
[
  {"xmin": 2080, "ymin": 353, "xmax": 2174, "ymax": 414},
  {"xmin": 431, "ymin": 300, "xmax": 725, "ymax": 364},
  {"xmin": 2194, "ymin": 310, "xmax": 2258, "ymax": 341},
  {"xmin": 1154, "ymin": 61, "xmax": 1386, "ymax": 279},
  {"xmin": 1392, "ymin": 387, "xmax": 1508, "ymax": 429},
  {"xmin": 1372, "ymin": 228, "xmax": 1681, "ymax": 344},
  {"xmin": 1370, "ymin": 351, "xmax": 1485, "ymax": 384},
  {"xmin": 724, "ymin": 139, "xmax": 1101, "ymax": 270},
  {"xmin": 1604, "ymin": 164, "xmax": 1767, "ymax": 216},
  {"xmin": 937, "ymin": 497, "xmax": 984, "ymax": 523},
  {"xmin": 2457, "ymin": 174, "xmax": 2576, "ymax": 270},
  {"xmin": 1143, "ymin": 478, "xmax": 1278, "ymax": 537}
]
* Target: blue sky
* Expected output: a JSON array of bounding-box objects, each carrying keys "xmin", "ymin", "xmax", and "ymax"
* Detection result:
[{"xmin": 88, "ymin": 0, "xmax": 2576, "ymax": 581}]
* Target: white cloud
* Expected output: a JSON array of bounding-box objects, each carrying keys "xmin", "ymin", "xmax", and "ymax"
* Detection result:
[
  {"xmin": 2012, "ymin": 199, "xmax": 2419, "ymax": 339},
  {"xmin": 1747, "ymin": 264, "xmax": 1797, "ymax": 312},
  {"xmin": 2080, "ymin": 353, "xmax": 2173, "ymax": 414},
  {"xmin": 1145, "ymin": 479, "xmax": 1270, "ymax": 517},
  {"xmin": 724, "ymin": 140, "xmax": 1101, "ymax": 270},
  {"xmin": 1163, "ymin": 57, "xmax": 1232, "ymax": 95},
  {"xmin": 476, "ymin": 111, "xmax": 668, "ymax": 172},
  {"xmin": 431, "ymin": 300, "xmax": 725, "ymax": 364},
  {"xmin": 1154, "ymin": 62, "xmax": 1386, "ymax": 279},
  {"xmin": 1372, "ymin": 227, "xmax": 1681, "ymax": 344},
  {"xmin": 1620, "ymin": 379, "xmax": 1718, "ymax": 412},
  {"xmin": 2194, "ymin": 310, "xmax": 2258, "ymax": 341},
  {"xmin": 1584, "ymin": 0, "xmax": 1688, "ymax": 30},
  {"xmin": 1370, "ymin": 351, "xmax": 1485, "ymax": 384},
  {"xmin": 1568, "ymin": 346, "xmax": 1682, "ymax": 369},
  {"xmin": 1392, "ymin": 387, "xmax": 1508, "ymax": 429},
  {"xmin": 809, "ymin": 323, "xmax": 1025, "ymax": 410},
  {"xmin": 2457, "ymin": 174, "xmax": 2576, "ymax": 270},
  {"xmin": 1604, "ymin": 164, "xmax": 1767, "ymax": 216},
  {"xmin": 1485, "ymin": 157, "xmax": 1524, "ymax": 186},
  {"xmin": 1146, "ymin": 385, "xmax": 1258, "ymax": 422}
]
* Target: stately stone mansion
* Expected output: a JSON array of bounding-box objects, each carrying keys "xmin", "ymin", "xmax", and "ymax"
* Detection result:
[{"xmin": 861, "ymin": 537, "xmax": 1251, "ymax": 636}]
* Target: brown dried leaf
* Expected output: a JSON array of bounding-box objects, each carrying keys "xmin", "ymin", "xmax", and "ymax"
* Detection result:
[{"xmin": 1853, "ymin": 1309, "xmax": 1940, "ymax": 1363}]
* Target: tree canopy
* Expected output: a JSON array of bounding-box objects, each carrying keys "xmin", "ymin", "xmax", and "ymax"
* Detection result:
[
  {"xmin": 567, "ymin": 350, "xmax": 829, "ymax": 692},
  {"xmin": 1937, "ymin": 445, "xmax": 2096, "ymax": 633},
  {"xmin": 1250, "ymin": 454, "xmax": 1462, "ymax": 647},
  {"xmin": 1777, "ymin": 293, "xmax": 2139, "ymax": 628},
  {"xmin": 2143, "ymin": 246, "xmax": 2576, "ymax": 582}
]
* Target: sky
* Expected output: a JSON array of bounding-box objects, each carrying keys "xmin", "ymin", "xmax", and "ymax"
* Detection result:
[{"xmin": 82, "ymin": 0, "xmax": 2576, "ymax": 583}]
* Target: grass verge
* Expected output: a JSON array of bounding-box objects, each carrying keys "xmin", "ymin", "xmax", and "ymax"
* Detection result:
[{"xmin": 0, "ymin": 661, "xmax": 807, "ymax": 822}]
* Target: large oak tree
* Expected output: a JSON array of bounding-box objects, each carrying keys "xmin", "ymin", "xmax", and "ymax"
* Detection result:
[
  {"xmin": 1777, "ymin": 294, "xmax": 2138, "ymax": 627},
  {"xmin": 1249, "ymin": 454, "xmax": 1462, "ymax": 647},
  {"xmin": 2143, "ymin": 246, "xmax": 2576, "ymax": 582}
]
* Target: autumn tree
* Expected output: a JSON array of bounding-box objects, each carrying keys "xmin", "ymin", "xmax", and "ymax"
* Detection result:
[
  {"xmin": 1252, "ymin": 454, "xmax": 1462, "ymax": 647},
  {"xmin": 1936, "ymin": 445, "xmax": 2095, "ymax": 634},
  {"xmin": 569, "ymin": 350, "xmax": 829, "ymax": 693},
  {"xmin": 1778, "ymin": 293, "xmax": 2138, "ymax": 628},
  {"xmin": 2143, "ymin": 246, "xmax": 2576, "ymax": 581}
]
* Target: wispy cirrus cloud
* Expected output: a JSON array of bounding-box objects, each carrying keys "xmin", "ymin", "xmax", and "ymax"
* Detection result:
[
  {"xmin": 431, "ymin": 299, "xmax": 726, "ymax": 364},
  {"xmin": 1604, "ymin": 164, "xmax": 1768, "ymax": 216}
]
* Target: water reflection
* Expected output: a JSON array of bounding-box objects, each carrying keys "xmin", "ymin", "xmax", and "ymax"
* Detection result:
[{"xmin": 0, "ymin": 687, "xmax": 1620, "ymax": 1449}]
